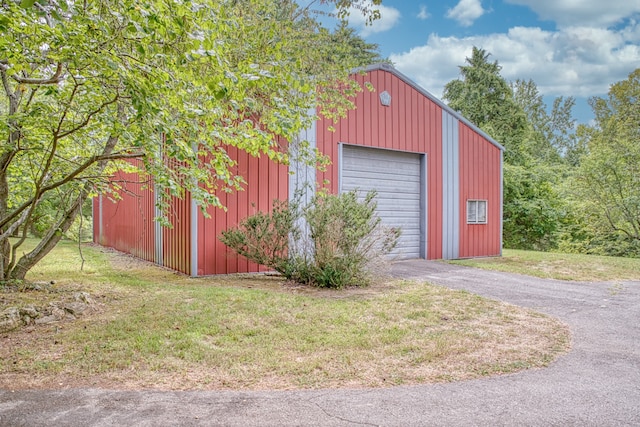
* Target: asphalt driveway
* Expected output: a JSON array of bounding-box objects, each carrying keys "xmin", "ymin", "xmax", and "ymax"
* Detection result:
[{"xmin": 1, "ymin": 260, "xmax": 639, "ymax": 426}]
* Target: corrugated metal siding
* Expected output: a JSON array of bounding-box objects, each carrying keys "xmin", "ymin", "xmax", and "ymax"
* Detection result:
[
  {"xmin": 196, "ymin": 144, "xmax": 289, "ymax": 275},
  {"xmin": 316, "ymin": 69, "xmax": 444, "ymax": 259},
  {"xmin": 95, "ymin": 165, "xmax": 156, "ymax": 262},
  {"xmin": 458, "ymin": 122, "xmax": 502, "ymax": 257},
  {"xmin": 289, "ymin": 116, "xmax": 317, "ymax": 258},
  {"xmin": 162, "ymin": 191, "xmax": 191, "ymax": 275},
  {"xmin": 96, "ymin": 65, "xmax": 503, "ymax": 273},
  {"xmin": 92, "ymin": 196, "xmax": 100, "ymax": 244}
]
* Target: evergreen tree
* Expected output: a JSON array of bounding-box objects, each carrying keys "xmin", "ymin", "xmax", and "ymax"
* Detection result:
[{"xmin": 443, "ymin": 47, "xmax": 564, "ymax": 250}]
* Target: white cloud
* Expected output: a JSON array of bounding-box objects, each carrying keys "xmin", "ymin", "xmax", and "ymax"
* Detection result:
[
  {"xmin": 417, "ymin": 5, "xmax": 430, "ymax": 20},
  {"xmin": 389, "ymin": 21, "xmax": 640, "ymax": 99},
  {"xmin": 505, "ymin": 0, "xmax": 640, "ymax": 28},
  {"xmin": 346, "ymin": 3, "xmax": 401, "ymax": 37},
  {"xmin": 446, "ymin": 0, "xmax": 486, "ymax": 27}
]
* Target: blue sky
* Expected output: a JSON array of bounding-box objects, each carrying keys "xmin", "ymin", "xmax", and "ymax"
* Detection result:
[{"xmin": 331, "ymin": 0, "xmax": 640, "ymax": 124}]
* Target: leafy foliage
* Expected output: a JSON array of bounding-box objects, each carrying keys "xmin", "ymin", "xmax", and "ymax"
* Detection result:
[
  {"xmin": 0, "ymin": 0, "xmax": 384, "ymax": 280},
  {"xmin": 564, "ymin": 69, "xmax": 640, "ymax": 256},
  {"xmin": 512, "ymin": 79, "xmax": 577, "ymax": 166},
  {"xmin": 322, "ymin": 21, "xmax": 389, "ymax": 68},
  {"xmin": 302, "ymin": 190, "xmax": 399, "ymax": 288},
  {"xmin": 219, "ymin": 190, "xmax": 400, "ymax": 288},
  {"xmin": 502, "ymin": 164, "xmax": 563, "ymax": 251},
  {"xmin": 216, "ymin": 200, "xmax": 296, "ymax": 276}
]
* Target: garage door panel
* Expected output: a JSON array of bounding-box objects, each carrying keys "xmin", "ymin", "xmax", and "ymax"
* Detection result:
[
  {"xmin": 342, "ymin": 171, "xmax": 421, "ymax": 182},
  {"xmin": 344, "ymin": 159, "xmax": 420, "ymax": 176},
  {"xmin": 343, "ymin": 183, "xmax": 421, "ymax": 196},
  {"xmin": 343, "ymin": 160, "xmax": 422, "ymax": 175},
  {"xmin": 344, "ymin": 148, "xmax": 418, "ymax": 162},
  {"xmin": 341, "ymin": 145, "xmax": 423, "ymax": 259}
]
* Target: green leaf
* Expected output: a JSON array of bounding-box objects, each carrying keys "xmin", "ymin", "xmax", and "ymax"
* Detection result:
[{"xmin": 20, "ymin": 0, "xmax": 36, "ymax": 9}]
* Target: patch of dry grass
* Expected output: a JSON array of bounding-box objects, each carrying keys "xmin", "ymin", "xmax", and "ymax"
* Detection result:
[
  {"xmin": 0, "ymin": 241, "xmax": 570, "ymax": 391},
  {"xmin": 451, "ymin": 249, "xmax": 640, "ymax": 281}
]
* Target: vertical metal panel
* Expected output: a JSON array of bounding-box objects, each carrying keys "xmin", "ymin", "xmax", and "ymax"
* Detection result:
[
  {"xmin": 162, "ymin": 190, "xmax": 191, "ymax": 275},
  {"xmin": 288, "ymin": 111, "xmax": 317, "ymax": 257},
  {"xmin": 442, "ymin": 111, "xmax": 460, "ymax": 260},
  {"xmin": 154, "ymin": 183, "xmax": 163, "ymax": 265},
  {"xmin": 190, "ymin": 142, "xmax": 198, "ymax": 277},
  {"xmin": 420, "ymin": 154, "xmax": 428, "ymax": 259},
  {"xmin": 457, "ymin": 122, "xmax": 502, "ymax": 258},
  {"xmin": 195, "ymin": 140, "xmax": 290, "ymax": 275},
  {"xmin": 190, "ymin": 192, "xmax": 198, "ymax": 277},
  {"xmin": 337, "ymin": 143, "xmax": 343, "ymax": 193},
  {"xmin": 500, "ymin": 149, "xmax": 504, "ymax": 256},
  {"xmin": 96, "ymin": 160, "xmax": 156, "ymax": 263},
  {"xmin": 236, "ymin": 149, "xmax": 250, "ymax": 273}
]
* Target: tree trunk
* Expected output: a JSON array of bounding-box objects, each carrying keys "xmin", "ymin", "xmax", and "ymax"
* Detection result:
[
  {"xmin": 0, "ymin": 73, "xmax": 21, "ymax": 281},
  {"xmin": 6, "ymin": 132, "xmax": 120, "ymax": 281},
  {"xmin": 9, "ymin": 190, "xmax": 87, "ymax": 280}
]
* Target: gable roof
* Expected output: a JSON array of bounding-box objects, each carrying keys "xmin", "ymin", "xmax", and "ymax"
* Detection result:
[{"xmin": 363, "ymin": 63, "xmax": 505, "ymax": 152}]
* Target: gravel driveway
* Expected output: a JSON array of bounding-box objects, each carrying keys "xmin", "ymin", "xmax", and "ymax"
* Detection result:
[{"xmin": 1, "ymin": 260, "xmax": 639, "ymax": 426}]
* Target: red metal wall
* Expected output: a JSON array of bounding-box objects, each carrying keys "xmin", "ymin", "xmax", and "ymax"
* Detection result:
[
  {"xmin": 458, "ymin": 122, "xmax": 502, "ymax": 257},
  {"xmin": 162, "ymin": 192, "xmax": 192, "ymax": 275},
  {"xmin": 316, "ymin": 69, "xmax": 445, "ymax": 259},
  {"xmin": 95, "ymin": 147, "xmax": 288, "ymax": 276},
  {"xmin": 95, "ymin": 67, "xmax": 502, "ymax": 274},
  {"xmin": 196, "ymin": 145, "xmax": 289, "ymax": 275},
  {"xmin": 94, "ymin": 168, "xmax": 156, "ymax": 263}
]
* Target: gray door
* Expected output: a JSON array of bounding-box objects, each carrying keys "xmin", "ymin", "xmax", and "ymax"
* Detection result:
[{"xmin": 340, "ymin": 144, "xmax": 424, "ymax": 259}]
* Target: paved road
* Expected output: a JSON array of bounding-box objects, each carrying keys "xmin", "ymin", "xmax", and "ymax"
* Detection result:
[{"xmin": 2, "ymin": 260, "xmax": 639, "ymax": 426}]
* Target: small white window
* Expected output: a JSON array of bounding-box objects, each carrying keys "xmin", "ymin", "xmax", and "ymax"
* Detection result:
[{"xmin": 467, "ymin": 200, "xmax": 487, "ymax": 224}]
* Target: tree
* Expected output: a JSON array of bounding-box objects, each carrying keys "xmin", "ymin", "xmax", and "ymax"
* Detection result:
[
  {"xmin": 512, "ymin": 79, "xmax": 577, "ymax": 165},
  {"xmin": 443, "ymin": 47, "xmax": 527, "ymax": 165},
  {"xmin": 442, "ymin": 47, "xmax": 565, "ymax": 250},
  {"xmin": 568, "ymin": 69, "xmax": 640, "ymax": 256},
  {"xmin": 322, "ymin": 21, "xmax": 389, "ymax": 68},
  {"xmin": 502, "ymin": 164, "xmax": 563, "ymax": 251},
  {"xmin": 508, "ymin": 79, "xmax": 584, "ymax": 250},
  {"xmin": 0, "ymin": 0, "xmax": 383, "ymax": 281}
]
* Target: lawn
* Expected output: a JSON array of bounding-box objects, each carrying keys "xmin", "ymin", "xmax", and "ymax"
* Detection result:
[
  {"xmin": 1, "ymin": 241, "xmax": 569, "ymax": 391},
  {"xmin": 450, "ymin": 249, "xmax": 640, "ymax": 282}
]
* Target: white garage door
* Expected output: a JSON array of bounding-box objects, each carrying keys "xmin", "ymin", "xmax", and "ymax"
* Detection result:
[{"xmin": 341, "ymin": 144, "xmax": 424, "ymax": 259}]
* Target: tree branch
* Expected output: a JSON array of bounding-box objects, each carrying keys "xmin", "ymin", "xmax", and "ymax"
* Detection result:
[
  {"xmin": 11, "ymin": 62, "xmax": 64, "ymax": 85},
  {"xmin": 58, "ymin": 93, "xmax": 119, "ymax": 139},
  {"xmin": 0, "ymin": 207, "xmax": 32, "ymax": 242},
  {"xmin": 0, "ymin": 150, "xmax": 144, "ymax": 230}
]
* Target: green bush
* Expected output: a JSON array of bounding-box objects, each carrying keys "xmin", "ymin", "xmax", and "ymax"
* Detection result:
[
  {"xmin": 217, "ymin": 200, "xmax": 296, "ymax": 275},
  {"xmin": 219, "ymin": 190, "xmax": 400, "ymax": 288}
]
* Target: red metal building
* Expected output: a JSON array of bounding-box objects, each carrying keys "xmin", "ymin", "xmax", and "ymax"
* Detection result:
[{"xmin": 93, "ymin": 63, "xmax": 504, "ymax": 276}]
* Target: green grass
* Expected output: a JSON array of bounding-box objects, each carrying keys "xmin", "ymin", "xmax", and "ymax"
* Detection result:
[
  {"xmin": 1, "ymin": 240, "xmax": 570, "ymax": 391},
  {"xmin": 450, "ymin": 249, "xmax": 640, "ymax": 281}
]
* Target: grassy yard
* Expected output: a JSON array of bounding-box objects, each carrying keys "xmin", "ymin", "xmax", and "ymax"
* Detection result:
[
  {"xmin": 450, "ymin": 249, "xmax": 640, "ymax": 282},
  {"xmin": 1, "ymin": 241, "xmax": 569, "ymax": 391}
]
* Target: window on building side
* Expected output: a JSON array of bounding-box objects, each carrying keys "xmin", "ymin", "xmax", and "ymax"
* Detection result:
[{"xmin": 467, "ymin": 200, "xmax": 487, "ymax": 224}]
